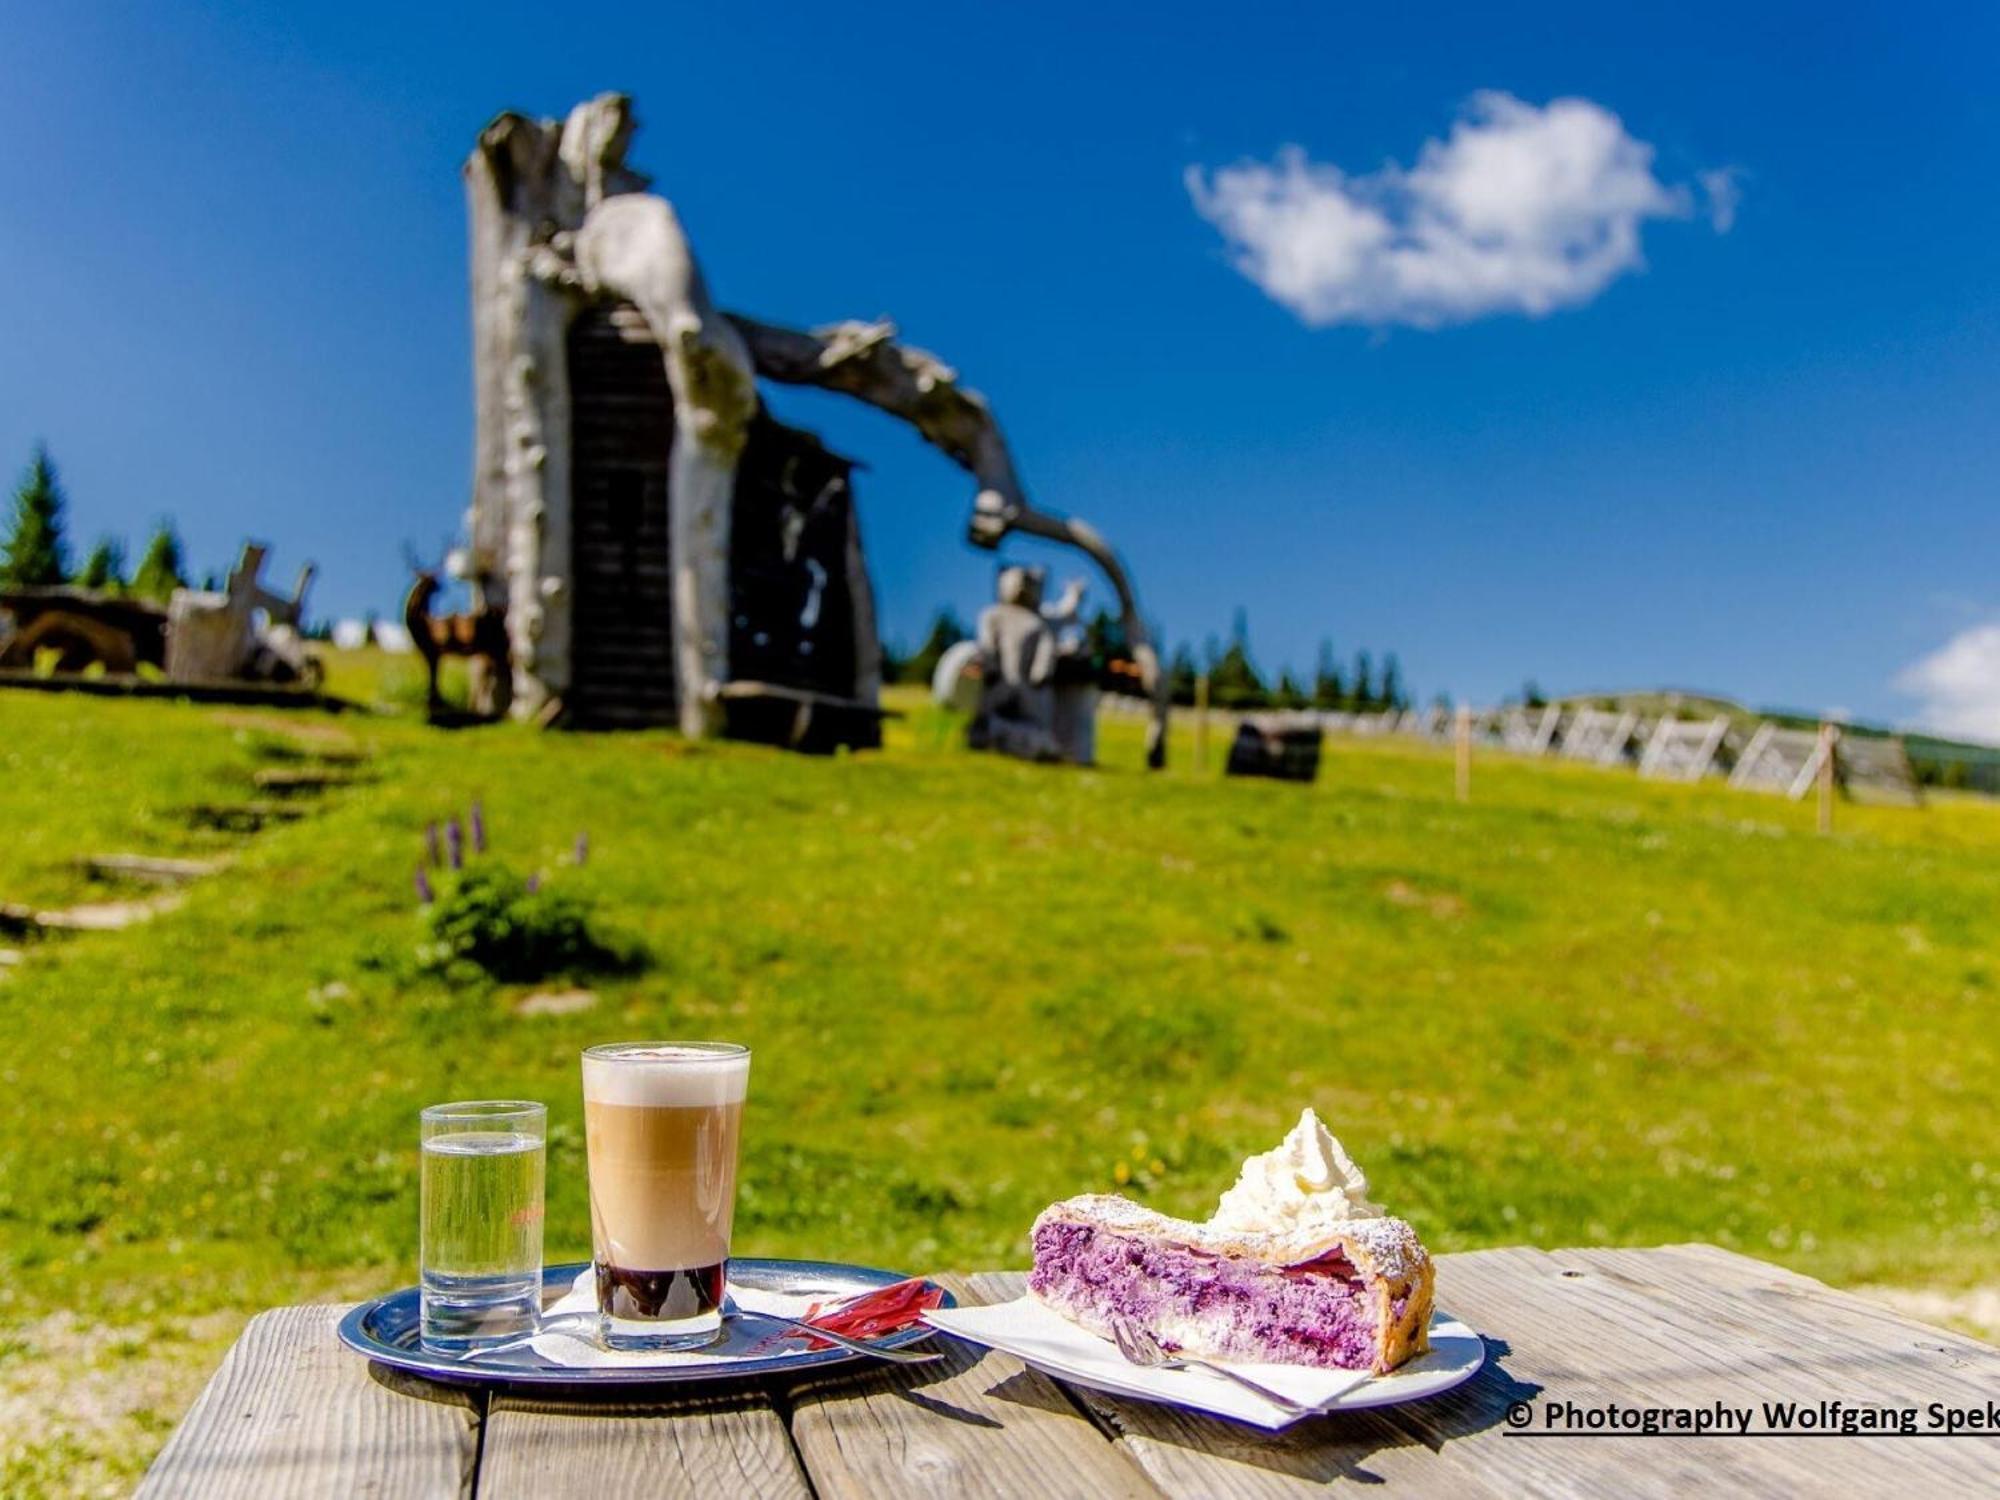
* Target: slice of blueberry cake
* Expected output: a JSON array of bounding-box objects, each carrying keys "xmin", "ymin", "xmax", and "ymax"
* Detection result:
[{"xmin": 1027, "ymin": 1111, "xmax": 1433, "ymax": 1373}]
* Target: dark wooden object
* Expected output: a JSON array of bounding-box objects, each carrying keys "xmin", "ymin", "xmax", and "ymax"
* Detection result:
[
  {"xmin": 1226, "ymin": 715, "xmax": 1324, "ymax": 783},
  {"xmin": 0, "ymin": 587, "xmax": 168, "ymax": 674}
]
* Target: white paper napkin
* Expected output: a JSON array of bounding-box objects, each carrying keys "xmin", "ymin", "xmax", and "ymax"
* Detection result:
[
  {"xmin": 923, "ymin": 1298, "xmax": 1371, "ymax": 1430},
  {"xmin": 526, "ymin": 1269, "xmax": 841, "ymax": 1369}
]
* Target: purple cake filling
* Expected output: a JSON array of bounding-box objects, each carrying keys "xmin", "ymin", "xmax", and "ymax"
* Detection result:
[{"xmin": 1029, "ymin": 1220, "xmax": 1397, "ymax": 1370}]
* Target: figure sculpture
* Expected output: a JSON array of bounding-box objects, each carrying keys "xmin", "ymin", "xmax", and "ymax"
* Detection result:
[{"xmin": 965, "ymin": 567, "xmax": 1101, "ymax": 765}]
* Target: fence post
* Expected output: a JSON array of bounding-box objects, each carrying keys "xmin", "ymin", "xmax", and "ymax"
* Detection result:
[
  {"xmin": 1817, "ymin": 721, "xmax": 1837, "ymax": 835},
  {"xmin": 1455, "ymin": 706, "xmax": 1472, "ymax": 803},
  {"xmin": 1194, "ymin": 673, "xmax": 1210, "ymax": 774}
]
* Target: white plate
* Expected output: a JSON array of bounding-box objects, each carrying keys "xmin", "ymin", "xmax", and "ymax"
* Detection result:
[{"xmin": 923, "ymin": 1298, "xmax": 1485, "ymax": 1431}]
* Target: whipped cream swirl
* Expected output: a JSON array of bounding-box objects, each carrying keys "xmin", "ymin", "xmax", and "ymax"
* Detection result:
[{"xmin": 1209, "ymin": 1108, "xmax": 1381, "ymax": 1233}]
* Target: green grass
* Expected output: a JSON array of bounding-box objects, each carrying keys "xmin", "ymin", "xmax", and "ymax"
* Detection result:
[{"xmin": 1, "ymin": 653, "xmax": 1996, "ymax": 1485}]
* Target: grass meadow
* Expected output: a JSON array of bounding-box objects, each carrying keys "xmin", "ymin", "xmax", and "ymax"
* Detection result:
[{"xmin": 2, "ymin": 652, "xmax": 1996, "ymax": 1490}]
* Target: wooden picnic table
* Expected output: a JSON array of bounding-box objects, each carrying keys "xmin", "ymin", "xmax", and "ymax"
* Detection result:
[{"xmin": 137, "ymin": 1244, "xmax": 1997, "ymax": 1498}]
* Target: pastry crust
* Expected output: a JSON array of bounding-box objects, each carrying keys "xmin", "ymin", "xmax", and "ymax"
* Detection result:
[{"xmin": 1031, "ymin": 1194, "xmax": 1435, "ymax": 1373}]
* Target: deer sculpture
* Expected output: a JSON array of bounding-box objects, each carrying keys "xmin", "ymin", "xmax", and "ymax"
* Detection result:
[{"xmin": 403, "ymin": 547, "xmax": 509, "ymax": 720}]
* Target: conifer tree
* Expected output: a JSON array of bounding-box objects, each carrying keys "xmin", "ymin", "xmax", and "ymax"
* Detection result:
[
  {"xmin": 1167, "ymin": 643, "xmax": 1199, "ymax": 706},
  {"xmin": 1273, "ymin": 669, "xmax": 1308, "ymax": 710},
  {"xmin": 1207, "ymin": 607, "xmax": 1267, "ymax": 708},
  {"xmin": 1380, "ymin": 652, "xmax": 1406, "ymax": 711},
  {"xmin": 131, "ymin": 522, "xmax": 190, "ymax": 602},
  {"xmin": 1351, "ymin": 650, "xmax": 1374, "ymax": 711},
  {"xmin": 903, "ymin": 607, "xmax": 969, "ymax": 684},
  {"xmin": 1081, "ymin": 608, "xmax": 1125, "ymax": 664},
  {"xmin": 1312, "ymin": 639, "xmax": 1345, "ymax": 710},
  {"xmin": 2, "ymin": 446, "xmax": 71, "ymax": 588},
  {"xmin": 76, "ymin": 536, "xmax": 128, "ymax": 593}
]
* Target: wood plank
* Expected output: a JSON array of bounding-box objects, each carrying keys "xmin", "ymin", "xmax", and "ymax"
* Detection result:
[
  {"xmin": 971, "ymin": 1271, "xmax": 1447, "ymax": 1499},
  {"xmin": 135, "ymin": 1305, "xmax": 478, "ymax": 1499},
  {"xmin": 1402, "ymin": 1246, "xmax": 1853, "ymax": 1497},
  {"xmin": 1538, "ymin": 1243, "xmax": 2000, "ymax": 1404},
  {"xmin": 785, "ymin": 1272, "xmax": 1162, "ymax": 1499},
  {"xmin": 478, "ymin": 1387, "xmax": 809, "ymax": 1500},
  {"xmin": 1406, "ymin": 1245, "xmax": 1993, "ymax": 1495},
  {"xmin": 991, "ymin": 1247, "xmax": 2000, "ymax": 1499},
  {"xmin": 78, "ymin": 853, "xmax": 222, "ymax": 883}
]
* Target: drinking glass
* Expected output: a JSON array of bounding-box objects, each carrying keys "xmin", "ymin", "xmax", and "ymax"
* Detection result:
[
  {"xmin": 419, "ymin": 1099, "xmax": 547, "ymax": 1353},
  {"xmin": 582, "ymin": 1042, "xmax": 750, "ymax": 1351}
]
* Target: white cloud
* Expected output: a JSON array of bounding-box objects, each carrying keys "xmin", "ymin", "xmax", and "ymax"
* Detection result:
[
  {"xmin": 1187, "ymin": 92, "xmax": 1724, "ymax": 329},
  {"xmin": 1698, "ymin": 166, "xmax": 1744, "ymax": 233},
  {"xmin": 1894, "ymin": 624, "xmax": 2000, "ymax": 741}
]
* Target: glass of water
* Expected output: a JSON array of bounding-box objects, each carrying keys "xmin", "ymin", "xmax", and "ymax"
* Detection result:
[{"xmin": 419, "ymin": 1099, "xmax": 546, "ymax": 1353}]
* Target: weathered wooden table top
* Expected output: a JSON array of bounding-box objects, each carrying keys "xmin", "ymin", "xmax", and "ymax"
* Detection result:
[{"xmin": 137, "ymin": 1244, "xmax": 1997, "ymax": 1498}]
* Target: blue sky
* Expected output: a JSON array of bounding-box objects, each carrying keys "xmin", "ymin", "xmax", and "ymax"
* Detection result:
[{"xmin": 3, "ymin": 2, "xmax": 1997, "ymax": 731}]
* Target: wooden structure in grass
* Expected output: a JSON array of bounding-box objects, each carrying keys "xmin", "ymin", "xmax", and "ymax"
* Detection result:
[
  {"xmin": 1495, "ymin": 705, "xmax": 1562, "ymax": 755},
  {"xmin": 1638, "ymin": 715, "xmax": 1731, "ymax": 782},
  {"xmin": 1729, "ymin": 722, "xmax": 1828, "ymax": 798},
  {"xmin": 0, "ymin": 544, "xmax": 318, "ymax": 689},
  {"xmin": 1558, "ymin": 706, "xmax": 1638, "ymax": 765},
  {"xmin": 1835, "ymin": 732, "xmax": 1923, "ymax": 805},
  {"xmin": 462, "ymin": 94, "xmax": 1165, "ymax": 759},
  {"xmin": 1226, "ymin": 713, "xmax": 1324, "ymax": 782}
]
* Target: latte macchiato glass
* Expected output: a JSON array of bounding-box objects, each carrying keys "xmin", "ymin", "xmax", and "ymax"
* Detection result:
[{"xmin": 582, "ymin": 1042, "xmax": 750, "ymax": 1350}]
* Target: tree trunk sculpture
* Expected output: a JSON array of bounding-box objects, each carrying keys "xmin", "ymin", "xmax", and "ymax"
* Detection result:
[{"xmin": 465, "ymin": 93, "xmax": 1165, "ymax": 765}]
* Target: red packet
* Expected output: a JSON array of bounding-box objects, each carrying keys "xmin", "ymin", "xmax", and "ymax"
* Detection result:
[{"xmin": 797, "ymin": 1278, "xmax": 945, "ymax": 1348}]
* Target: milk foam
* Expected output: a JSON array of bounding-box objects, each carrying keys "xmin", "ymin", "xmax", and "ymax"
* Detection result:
[{"xmin": 583, "ymin": 1045, "xmax": 749, "ymax": 1107}]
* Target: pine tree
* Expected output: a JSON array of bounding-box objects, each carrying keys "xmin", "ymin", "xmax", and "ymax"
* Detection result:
[
  {"xmin": 77, "ymin": 536, "xmax": 129, "ymax": 593},
  {"xmin": 1273, "ymin": 669, "xmax": 1308, "ymax": 710},
  {"xmin": 1207, "ymin": 608, "xmax": 1267, "ymax": 708},
  {"xmin": 1380, "ymin": 652, "xmax": 1406, "ymax": 712},
  {"xmin": 903, "ymin": 607, "xmax": 969, "ymax": 685},
  {"xmin": 1521, "ymin": 679, "xmax": 1547, "ymax": 709},
  {"xmin": 2, "ymin": 446, "xmax": 71, "ymax": 588},
  {"xmin": 1167, "ymin": 643, "xmax": 1199, "ymax": 706},
  {"xmin": 1081, "ymin": 608, "xmax": 1125, "ymax": 664},
  {"xmin": 1351, "ymin": 650, "xmax": 1374, "ymax": 711},
  {"xmin": 1311, "ymin": 639, "xmax": 1345, "ymax": 710},
  {"xmin": 131, "ymin": 522, "xmax": 189, "ymax": 602}
]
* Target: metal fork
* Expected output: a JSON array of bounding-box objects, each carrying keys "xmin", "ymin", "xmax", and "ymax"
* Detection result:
[
  {"xmin": 735, "ymin": 1307, "xmax": 943, "ymax": 1364},
  {"xmin": 1105, "ymin": 1316, "xmax": 1312, "ymax": 1415}
]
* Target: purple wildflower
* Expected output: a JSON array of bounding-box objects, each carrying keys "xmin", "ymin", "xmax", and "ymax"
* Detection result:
[
  {"xmin": 470, "ymin": 800, "xmax": 486, "ymax": 854},
  {"xmin": 574, "ymin": 831, "xmax": 589, "ymax": 866},
  {"xmin": 525, "ymin": 872, "xmax": 541, "ymax": 895},
  {"xmin": 424, "ymin": 822, "xmax": 440, "ymax": 867},
  {"xmin": 414, "ymin": 866, "xmax": 434, "ymax": 905},
  {"xmin": 446, "ymin": 819, "xmax": 464, "ymax": 871}
]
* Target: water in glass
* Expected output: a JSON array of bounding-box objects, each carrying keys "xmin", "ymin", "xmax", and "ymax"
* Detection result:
[{"xmin": 419, "ymin": 1101, "xmax": 546, "ymax": 1352}]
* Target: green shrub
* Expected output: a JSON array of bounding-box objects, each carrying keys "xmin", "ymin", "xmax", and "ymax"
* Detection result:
[{"xmin": 420, "ymin": 861, "xmax": 636, "ymax": 983}]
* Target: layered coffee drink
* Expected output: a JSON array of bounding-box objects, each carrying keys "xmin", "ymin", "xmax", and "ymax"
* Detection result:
[{"xmin": 582, "ymin": 1042, "xmax": 750, "ymax": 1350}]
